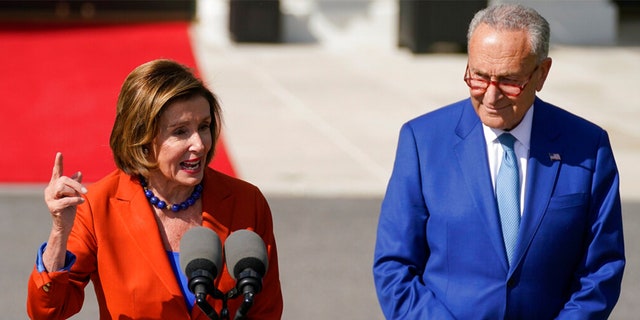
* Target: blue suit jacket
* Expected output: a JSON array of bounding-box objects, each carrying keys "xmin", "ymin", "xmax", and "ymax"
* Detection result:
[{"xmin": 373, "ymin": 98, "xmax": 625, "ymax": 319}]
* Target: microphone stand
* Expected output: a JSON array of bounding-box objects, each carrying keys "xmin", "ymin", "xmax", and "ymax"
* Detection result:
[
  {"xmin": 232, "ymin": 269, "xmax": 262, "ymax": 320},
  {"xmin": 195, "ymin": 287, "xmax": 236, "ymax": 320},
  {"xmin": 221, "ymin": 287, "xmax": 251, "ymax": 320},
  {"xmin": 192, "ymin": 276, "xmax": 261, "ymax": 320},
  {"xmin": 234, "ymin": 291, "xmax": 254, "ymax": 320},
  {"xmin": 189, "ymin": 268, "xmax": 229, "ymax": 320},
  {"xmin": 195, "ymin": 291, "xmax": 220, "ymax": 320}
]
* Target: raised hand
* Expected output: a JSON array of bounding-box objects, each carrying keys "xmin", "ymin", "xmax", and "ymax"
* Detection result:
[{"xmin": 44, "ymin": 152, "xmax": 88, "ymax": 233}]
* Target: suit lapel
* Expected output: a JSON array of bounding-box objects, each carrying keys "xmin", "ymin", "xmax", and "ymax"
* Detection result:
[
  {"xmin": 200, "ymin": 170, "xmax": 232, "ymax": 236},
  {"xmin": 454, "ymin": 101, "xmax": 509, "ymax": 272},
  {"xmin": 114, "ymin": 174, "xmax": 184, "ymax": 298},
  {"xmin": 194, "ymin": 170, "xmax": 234, "ymax": 319},
  {"xmin": 512, "ymin": 99, "xmax": 562, "ymax": 269}
]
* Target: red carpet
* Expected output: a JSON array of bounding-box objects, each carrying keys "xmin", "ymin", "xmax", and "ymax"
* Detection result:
[{"xmin": 0, "ymin": 22, "xmax": 235, "ymax": 183}]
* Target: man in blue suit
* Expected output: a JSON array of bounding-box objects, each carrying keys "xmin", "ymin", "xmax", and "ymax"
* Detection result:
[{"xmin": 373, "ymin": 4, "xmax": 625, "ymax": 319}]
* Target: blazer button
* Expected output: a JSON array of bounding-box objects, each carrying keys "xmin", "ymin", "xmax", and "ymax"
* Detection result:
[
  {"xmin": 507, "ymin": 278, "xmax": 516, "ymax": 288},
  {"xmin": 42, "ymin": 282, "xmax": 51, "ymax": 293}
]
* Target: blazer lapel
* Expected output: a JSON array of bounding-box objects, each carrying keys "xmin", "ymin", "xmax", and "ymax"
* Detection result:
[
  {"xmin": 114, "ymin": 174, "xmax": 184, "ymax": 298},
  {"xmin": 454, "ymin": 101, "xmax": 509, "ymax": 272},
  {"xmin": 511, "ymin": 100, "xmax": 562, "ymax": 270},
  {"xmin": 194, "ymin": 170, "xmax": 234, "ymax": 319},
  {"xmin": 200, "ymin": 170, "xmax": 232, "ymax": 236}
]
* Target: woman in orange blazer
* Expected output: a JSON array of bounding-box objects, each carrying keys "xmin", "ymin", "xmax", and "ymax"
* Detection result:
[{"xmin": 27, "ymin": 59, "xmax": 283, "ymax": 319}]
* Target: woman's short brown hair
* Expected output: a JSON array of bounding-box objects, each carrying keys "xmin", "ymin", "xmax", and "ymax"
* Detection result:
[{"xmin": 109, "ymin": 59, "xmax": 222, "ymax": 176}]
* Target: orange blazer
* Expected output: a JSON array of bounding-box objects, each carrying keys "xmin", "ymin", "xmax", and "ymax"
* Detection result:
[{"xmin": 28, "ymin": 168, "xmax": 283, "ymax": 319}]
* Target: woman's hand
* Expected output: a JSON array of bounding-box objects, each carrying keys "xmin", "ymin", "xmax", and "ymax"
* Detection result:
[
  {"xmin": 42, "ymin": 152, "xmax": 87, "ymax": 271},
  {"xmin": 44, "ymin": 152, "xmax": 87, "ymax": 232}
]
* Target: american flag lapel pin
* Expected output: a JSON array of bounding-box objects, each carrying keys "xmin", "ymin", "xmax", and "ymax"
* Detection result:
[{"xmin": 549, "ymin": 153, "xmax": 561, "ymax": 161}]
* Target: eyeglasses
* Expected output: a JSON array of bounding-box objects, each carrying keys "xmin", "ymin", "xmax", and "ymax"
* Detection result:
[{"xmin": 463, "ymin": 64, "xmax": 539, "ymax": 98}]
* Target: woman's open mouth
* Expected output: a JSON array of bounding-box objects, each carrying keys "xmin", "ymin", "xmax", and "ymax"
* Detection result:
[{"xmin": 181, "ymin": 158, "xmax": 202, "ymax": 172}]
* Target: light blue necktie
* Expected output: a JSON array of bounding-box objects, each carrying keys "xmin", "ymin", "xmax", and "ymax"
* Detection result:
[{"xmin": 496, "ymin": 133, "xmax": 521, "ymax": 266}]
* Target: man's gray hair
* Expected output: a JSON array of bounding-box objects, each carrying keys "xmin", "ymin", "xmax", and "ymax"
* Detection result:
[{"xmin": 467, "ymin": 3, "xmax": 550, "ymax": 62}]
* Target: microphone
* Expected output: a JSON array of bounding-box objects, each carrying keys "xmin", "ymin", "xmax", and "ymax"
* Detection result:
[
  {"xmin": 180, "ymin": 227, "xmax": 223, "ymax": 319},
  {"xmin": 224, "ymin": 229, "xmax": 268, "ymax": 319}
]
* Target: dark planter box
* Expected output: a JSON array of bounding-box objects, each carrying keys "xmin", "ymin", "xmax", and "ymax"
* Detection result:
[
  {"xmin": 398, "ymin": 0, "xmax": 486, "ymax": 53},
  {"xmin": 229, "ymin": 0, "xmax": 281, "ymax": 43}
]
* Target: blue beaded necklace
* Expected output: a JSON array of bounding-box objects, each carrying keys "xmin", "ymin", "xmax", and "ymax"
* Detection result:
[{"xmin": 139, "ymin": 176, "xmax": 203, "ymax": 212}]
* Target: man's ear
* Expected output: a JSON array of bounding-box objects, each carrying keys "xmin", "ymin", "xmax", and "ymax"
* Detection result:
[{"xmin": 536, "ymin": 57, "xmax": 553, "ymax": 92}]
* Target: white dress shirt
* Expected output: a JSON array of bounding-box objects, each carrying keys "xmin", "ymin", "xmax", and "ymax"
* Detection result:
[{"xmin": 483, "ymin": 106, "xmax": 534, "ymax": 216}]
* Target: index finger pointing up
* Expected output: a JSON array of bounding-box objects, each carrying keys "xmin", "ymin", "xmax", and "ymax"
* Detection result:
[{"xmin": 50, "ymin": 152, "xmax": 63, "ymax": 183}]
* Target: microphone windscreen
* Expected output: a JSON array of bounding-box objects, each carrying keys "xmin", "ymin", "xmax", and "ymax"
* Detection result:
[
  {"xmin": 180, "ymin": 227, "xmax": 223, "ymax": 279},
  {"xmin": 224, "ymin": 229, "xmax": 268, "ymax": 280}
]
